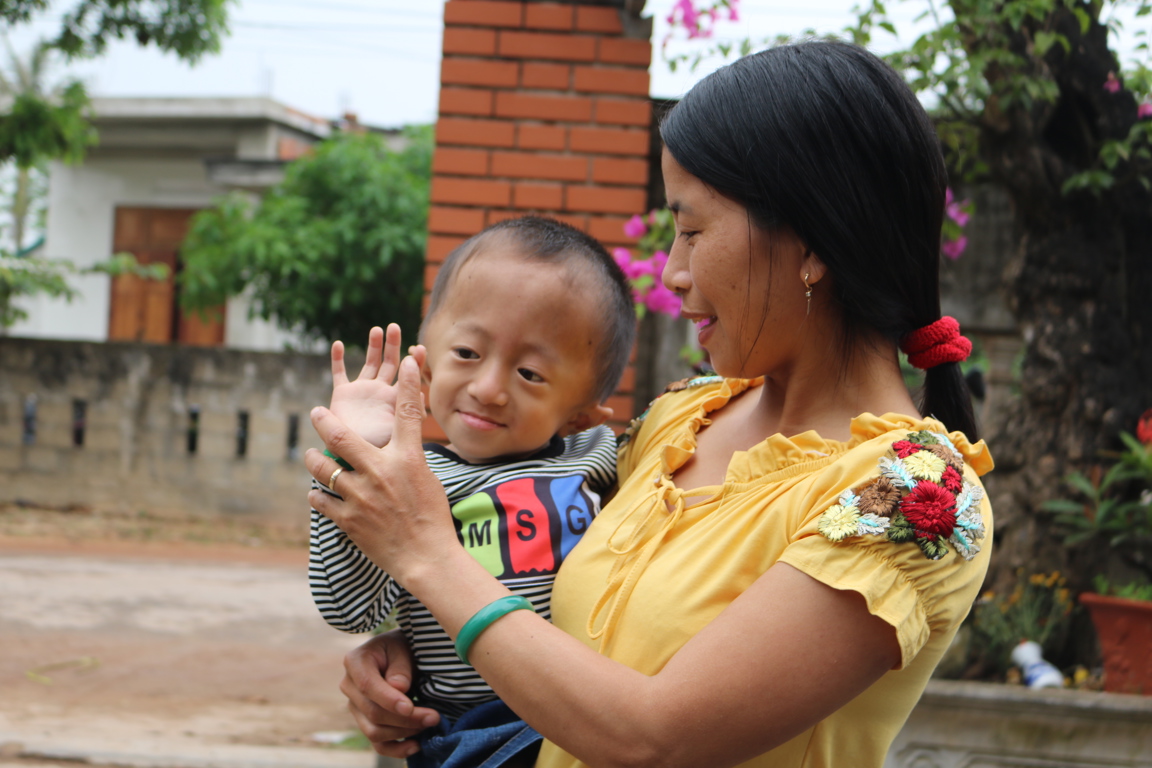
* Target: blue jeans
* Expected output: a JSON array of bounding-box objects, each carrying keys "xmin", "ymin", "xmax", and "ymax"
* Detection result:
[{"xmin": 408, "ymin": 699, "xmax": 542, "ymax": 768}]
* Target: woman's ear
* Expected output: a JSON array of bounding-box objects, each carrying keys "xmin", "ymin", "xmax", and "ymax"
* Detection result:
[{"xmin": 801, "ymin": 250, "xmax": 829, "ymax": 286}]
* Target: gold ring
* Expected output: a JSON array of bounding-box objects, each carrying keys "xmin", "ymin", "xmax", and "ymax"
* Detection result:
[{"xmin": 329, "ymin": 467, "xmax": 344, "ymax": 490}]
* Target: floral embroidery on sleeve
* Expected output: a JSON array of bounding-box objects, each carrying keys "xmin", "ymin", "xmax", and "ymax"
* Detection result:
[{"xmin": 816, "ymin": 430, "xmax": 986, "ymax": 561}]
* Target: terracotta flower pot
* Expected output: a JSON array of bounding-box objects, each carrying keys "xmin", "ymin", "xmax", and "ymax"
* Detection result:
[{"xmin": 1080, "ymin": 592, "xmax": 1152, "ymax": 695}]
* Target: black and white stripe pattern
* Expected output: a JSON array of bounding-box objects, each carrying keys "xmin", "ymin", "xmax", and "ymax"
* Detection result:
[{"xmin": 309, "ymin": 426, "xmax": 616, "ymax": 719}]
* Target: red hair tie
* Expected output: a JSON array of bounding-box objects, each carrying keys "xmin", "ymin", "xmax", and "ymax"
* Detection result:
[{"xmin": 900, "ymin": 316, "xmax": 972, "ymax": 370}]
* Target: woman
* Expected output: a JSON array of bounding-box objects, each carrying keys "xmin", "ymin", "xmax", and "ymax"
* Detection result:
[{"xmin": 309, "ymin": 40, "xmax": 993, "ymax": 768}]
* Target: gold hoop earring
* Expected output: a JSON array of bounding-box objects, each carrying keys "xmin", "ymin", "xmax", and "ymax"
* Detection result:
[{"xmin": 803, "ymin": 273, "xmax": 812, "ymax": 317}]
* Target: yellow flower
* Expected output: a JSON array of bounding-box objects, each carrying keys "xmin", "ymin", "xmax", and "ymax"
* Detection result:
[
  {"xmin": 818, "ymin": 504, "xmax": 861, "ymax": 542},
  {"xmin": 1030, "ymin": 573, "xmax": 1046, "ymax": 586},
  {"xmin": 904, "ymin": 451, "xmax": 946, "ymax": 483}
]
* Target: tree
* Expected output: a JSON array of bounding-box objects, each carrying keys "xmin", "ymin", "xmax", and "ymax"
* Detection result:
[
  {"xmin": 673, "ymin": 0, "xmax": 1152, "ymax": 591},
  {"xmin": 0, "ymin": 1, "xmax": 231, "ymax": 324},
  {"xmin": 0, "ymin": 1, "xmax": 232, "ymax": 167},
  {"xmin": 179, "ymin": 127, "xmax": 433, "ymax": 347},
  {"xmin": 845, "ymin": 0, "xmax": 1152, "ymax": 592},
  {"xmin": 0, "ymin": 38, "xmax": 89, "ymax": 254}
]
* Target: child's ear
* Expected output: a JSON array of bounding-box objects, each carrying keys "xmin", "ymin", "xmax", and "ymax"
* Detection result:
[{"xmin": 559, "ymin": 403, "xmax": 613, "ymax": 437}]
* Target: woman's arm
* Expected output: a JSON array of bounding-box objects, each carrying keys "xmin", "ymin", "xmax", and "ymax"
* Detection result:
[{"xmin": 308, "ymin": 356, "xmax": 900, "ymax": 768}]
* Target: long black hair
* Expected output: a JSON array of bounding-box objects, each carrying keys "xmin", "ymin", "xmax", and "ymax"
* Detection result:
[{"xmin": 660, "ymin": 40, "xmax": 978, "ymax": 440}]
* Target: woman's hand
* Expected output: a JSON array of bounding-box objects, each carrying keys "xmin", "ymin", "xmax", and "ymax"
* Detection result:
[
  {"xmin": 340, "ymin": 630, "xmax": 442, "ymax": 758},
  {"xmin": 307, "ymin": 354, "xmax": 460, "ymax": 587},
  {"xmin": 329, "ymin": 324, "xmax": 427, "ymax": 449}
]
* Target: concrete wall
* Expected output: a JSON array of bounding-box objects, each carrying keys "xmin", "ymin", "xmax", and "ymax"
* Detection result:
[
  {"xmin": 0, "ymin": 338, "xmax": 332, "ymax": 520},
  {"xmin": 887, "ymin": 680, "xmax": 1152, "ymax": 767}
]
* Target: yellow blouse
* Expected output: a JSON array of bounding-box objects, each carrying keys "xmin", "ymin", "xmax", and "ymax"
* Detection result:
[{"xmin": 536, "ymin": 378, "xmax": 994, "ymax": 768}]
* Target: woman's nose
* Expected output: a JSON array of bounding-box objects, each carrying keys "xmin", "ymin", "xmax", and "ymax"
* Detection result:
[{"xmin": 662, "ymin": 240, "xmax": 690, "ymax": 295}]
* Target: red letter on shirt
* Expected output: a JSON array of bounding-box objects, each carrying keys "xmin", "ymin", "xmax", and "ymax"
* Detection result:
[{"xmin": 494, "ymin": 478, "xmax": 556, "ymax": 575}]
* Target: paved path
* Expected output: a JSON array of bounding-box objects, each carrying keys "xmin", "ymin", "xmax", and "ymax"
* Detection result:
[{"xmin": 0, "ymin": 539, "xmax": 400, "ymax": 768}]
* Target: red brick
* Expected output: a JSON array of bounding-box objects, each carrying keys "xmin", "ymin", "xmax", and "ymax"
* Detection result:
[
  {"xmin": 513, "ymin": 182, "xmax": 564, "ymax": 210},
  {"xmin": 495, "ymin": 92, "xmax": 593, "ymax": 122},
  {"xmin": 486, "ymin": 209, "xmax": 524, "ymax": 226},
  {"xmin": 598, "ymin": 37, "xmax": 652, "ymax": 66},
  {"xmin": 443, "ymin": 0, "xmax": 522, "ymax": 28},
  {"xmin": 431, "ymin": 177, "xmax": 512, "ymax": 207},
  {"xmin": 422, "ymin": 414, "xmax": 449, "ymax": 444},
  {"xmin": 437, "ymin": 118, "xmax": 516, "ymax": 148},
  {"xmin": 432, "ymin": 147, "xmax": 490, "ymax": 176},
  {"xmin": 604, "ymin": 394, "xmax": 634, "ymax": 421},
  {"xmin": 517, "ymin": 124, "xmax": 567, "ymax": 150},
  {"xmin": 438, "ymin": 87, "xmax": 494, "ymax": 117},
  {"xmin": 441, "ymin": 58, "xmax": 519, "ymax": 88},
  {"xmin": 566, "ymin": 185, "xmax": 646, "ymax": 214},
  {"xmin": 524, "ymin": 3, "xmax": 573, "ymax": 30},
  {"xmin": 551, "ymin": 213, "xmax": 589, "ymax": 230},
  {"xmin": 427, "ymin": 235, "xmax": 468, "ymax": 263},
  {"xmin": 576, "ymin": 6, "xmax": 623, "ymax": 34},
  {"xmin": 424, "ymin": 261, "xmax": 440, "ymax": 292},
  {"xmin": 521, "ymin": 62, "xmax": 571, "ymax": 90},
  {"xmin": 574, "ymin": 66, "xmax": 650, "ymax": 97},
  {"xmin": 570, "ymin": 126, "xmax": 648, "ymax": 156},
  {"xmin": 498, "ymin": 30, "xmax": 597, "ymax": 62},
  {"xmin": 429, "ymin": 206, "xmax": 487, "ymax": 235},
  {"xmin": 442, "ymin": 27, "xmax": 497, "ymax": 56},
  {"xmin": 595, "ymin": 98, "xmax": 651, "ymax": 127},
  {"xmin": 616, "ymin": 364, "xmax": 636, "ymax": 393},
  {"xmin": 588, "ymin": 215, "xmax": 638, "ymax": 245},
  {"xmin": 488, "ymin": 209, "xmax": 586, "ymax": 230},
  {"xmin": 491, "ymin": 151, "xmax": 588, "ymax": 182},
  {"xmin": 592, "ymin": 157, "xmax": 648, "ymax": 185}
]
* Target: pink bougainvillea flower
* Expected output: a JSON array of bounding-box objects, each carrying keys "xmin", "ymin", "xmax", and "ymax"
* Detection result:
[
  {"xmin": 645, "ymin": 280, "xmax": 682, "ymax": 316},
  {"xmin": 672, "ymin": 0, "xmax": 699, "ymax": 33},
  {"xmin": 612, "ymin": 247, "xmax": 633, "ymax": 270},
  {"xmin": 1104, "ymin": 72, "xmax": 1121, "ymax": 93},
  {"xmin": 729, "ymin": 1, "xmax": 740, "ymax": 21},
  {"xmin": 1138, "ymin": 103, "xmax": 1152, "ymax": 120},
  {"xmin": 901, "ymin": 481, "xmax": 957, "ymax": 538},
  {"xmin": 623, "ymin": 214, "xmax": 649, "ymax": 239},
  {"xmin": 942, "ymin": 236, "xmax": 968, "ymax": 260},
  {"xmin": 1137, "ymin": 408, "xmax": 1152, "ymax": 446}
]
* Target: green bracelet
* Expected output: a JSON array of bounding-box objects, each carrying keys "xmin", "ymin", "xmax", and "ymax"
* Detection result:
[
  {"xmin": 323, "ymin": 449, "xmax": 354, "ymax": 472},
  {"xmin": 455, "ymin": 595, "xmax": 534, "ymax": 665}
]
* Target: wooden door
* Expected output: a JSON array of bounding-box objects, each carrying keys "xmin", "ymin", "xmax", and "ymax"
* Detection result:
[{"xmin": 108, "ymin": 207, "xmax": 226, "ymax": 346}]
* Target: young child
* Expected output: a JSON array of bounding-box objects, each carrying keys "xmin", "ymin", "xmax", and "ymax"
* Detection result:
[{"xmin": 309, "ymin": 216, "xmax": 636, "ymax": 768}]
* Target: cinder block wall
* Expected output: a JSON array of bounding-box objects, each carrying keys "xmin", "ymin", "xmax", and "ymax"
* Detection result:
[
  {"xmin": 425, "ymin": 0, "xmax": 654, "ymax": 439},
  {"xmin": 0, "ymin": 338, "xmax": 330, "ymax": 520}
]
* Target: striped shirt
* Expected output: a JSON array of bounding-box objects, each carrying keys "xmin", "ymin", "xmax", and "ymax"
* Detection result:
[{"xmin": 309, "ymin": 426, "xmax": 617, "ymax": 720}]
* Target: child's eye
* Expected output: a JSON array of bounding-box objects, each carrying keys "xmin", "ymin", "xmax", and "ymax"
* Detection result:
[
  {"xmin": 518, "ymin": 368, "xmax": 544, "ymax": 383},
  {"xmin": 453, "ymin": 348, "xmax": 479, "ymax": 360},
  {"xmin": 678, "ymin": 230, "xmax": 699, "ymax": 241}
]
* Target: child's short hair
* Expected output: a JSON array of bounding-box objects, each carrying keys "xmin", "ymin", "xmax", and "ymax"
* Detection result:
[{"xmin": 421, "ymin": 216, "xmax": 636, "ymax": 404}]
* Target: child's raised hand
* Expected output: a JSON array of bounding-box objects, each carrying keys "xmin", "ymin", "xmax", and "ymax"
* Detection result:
[{"xmin": 329, "ymin": 324, "xmax": 426, "ymax": 448}]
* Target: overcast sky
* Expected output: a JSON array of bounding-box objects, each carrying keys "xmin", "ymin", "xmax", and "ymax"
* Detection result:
[{"xmin": 4, "ymin": 0, "xmax": 1148, "ymax": 128}]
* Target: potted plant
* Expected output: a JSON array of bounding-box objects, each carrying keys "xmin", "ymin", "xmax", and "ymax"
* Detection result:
[{"xmin": 1045, "ymin": 409, "xmax": 1152, "ymax": 694}]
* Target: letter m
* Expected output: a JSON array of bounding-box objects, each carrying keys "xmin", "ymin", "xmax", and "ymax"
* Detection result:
[{"xmin": 467, "ymin": 519, "xmax": 492, "ymax": 548}]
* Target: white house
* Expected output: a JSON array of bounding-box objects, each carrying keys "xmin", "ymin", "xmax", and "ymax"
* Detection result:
[{"xmin": 10, "ymin": 96, "xmax": 332, "ymax": 351}]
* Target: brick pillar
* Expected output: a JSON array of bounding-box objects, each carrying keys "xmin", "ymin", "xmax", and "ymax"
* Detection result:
[{"xmin": 424, "ymin": 0, "xmax": 653, "ymax": 440}]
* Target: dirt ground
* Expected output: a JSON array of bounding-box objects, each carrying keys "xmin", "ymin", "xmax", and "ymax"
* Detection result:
[{"xmin": 0, "ymin": 503, "xmax": 386, "ymax": 766}]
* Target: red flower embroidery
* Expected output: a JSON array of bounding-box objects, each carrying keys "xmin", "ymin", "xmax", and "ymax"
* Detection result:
[
  {"xmin": 901, "ymin": 481, "xmax": 957, "ymax": 537},
  {"xmin": 1137, "ymin": 408, "xmax": 1152, "ymax": 446},
  {"xmin": 941, "ymin": 465, "xmax": 963, "ymax": 494},
  {"xmin": 893, "ymin": 440, "xmax": 922, "ymax": 458}
]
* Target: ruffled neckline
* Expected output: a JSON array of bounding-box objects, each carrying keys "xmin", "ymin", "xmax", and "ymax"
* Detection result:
[{"xmin": 658, "ymin": 378, "xmax": 993, "ymax": 488}]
